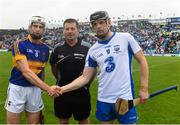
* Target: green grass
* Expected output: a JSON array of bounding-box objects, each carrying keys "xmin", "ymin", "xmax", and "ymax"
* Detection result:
[{"xmin": 0, "ymin": 52, "xmax": 180, "ymax": 123}]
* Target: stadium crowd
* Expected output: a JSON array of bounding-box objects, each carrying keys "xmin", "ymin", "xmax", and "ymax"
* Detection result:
[{"xmin": 0, "ymin": 20, "xmax": 180, "ymax": 54}]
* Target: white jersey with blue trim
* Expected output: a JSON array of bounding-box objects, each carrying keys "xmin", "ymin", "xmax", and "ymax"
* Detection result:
[{"xmin": 85, "ymin": 32, "xmax": 141, "ymax": 103}]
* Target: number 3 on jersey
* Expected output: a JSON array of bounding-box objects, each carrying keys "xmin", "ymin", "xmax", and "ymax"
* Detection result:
[{"xmin": 104, "ymin": 56, "xmax": 115, "ymax": 72}]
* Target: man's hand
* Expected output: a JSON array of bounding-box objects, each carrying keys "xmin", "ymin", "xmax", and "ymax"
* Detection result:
[
  {"xmin": 139, "ymin": 86, "xmax": 149, "ymax": 103},
  {"xmin": 47, "ymin": 85, "xmax": 62, "ymax": 97}
]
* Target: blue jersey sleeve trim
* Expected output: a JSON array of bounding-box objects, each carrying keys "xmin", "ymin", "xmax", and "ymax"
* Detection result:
[
  {"xmin": 88, "ymin": 56, "xmax": 97, "ymax": 67},
  {"xmin": 128, "ymin": 43, "xmax": 135, "ymax": 98}
]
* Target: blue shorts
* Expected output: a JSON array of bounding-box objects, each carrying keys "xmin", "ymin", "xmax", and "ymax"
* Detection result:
[{"xmin": 96, "ymin": 101, "xmax": 138, "ymax": 124}]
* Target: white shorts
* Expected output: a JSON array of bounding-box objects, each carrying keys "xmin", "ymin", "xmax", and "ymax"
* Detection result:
[{"xmin": 4, "ymin": 83, "xmax": 44, "ymax": 113}]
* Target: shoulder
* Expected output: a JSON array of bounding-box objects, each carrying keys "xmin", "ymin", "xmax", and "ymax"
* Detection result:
[
  {"xmin": 52, "ymin": 41, "xmax": 65, "ymax": 52},
  {"xmin": 41, "ymin": 43, "xmax": 50, "ymax": 51},
  {"xmin": 18, "ymin": 37, "xmax": 29, "ymax": 44},
  {"xmin": 87, "ymin": 41, "xmax": 99, "ymax": 54},
  {"xmin": 80, "ymin": 40, "xmax": 92, "ymax": 48},
  {"xmin": 13, "ymin": 37, "xmax": 28, "ymax": 48},
  {"xmin": 55, "ymin": 41, "xmax": 65, "ymax": 48},
  {"xmin": 115, "ymin": 32, "xmax": 135, "ymax": 42},
  {"xmin": 116, "ymin": 32, "xmax": 132, "ymax": 37},
  {"xmin": 18, "ymin": 37, "xmax": 28, "ymax": 42}
]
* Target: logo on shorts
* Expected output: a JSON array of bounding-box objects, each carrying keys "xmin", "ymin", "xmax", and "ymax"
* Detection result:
[
  {"xmin": 129, "ymin": 116, "xmax": 137, "ymax": 120},
  {"xmin": 39, "ymin": 104, "xmax": 43, "ymax": 108},
  {"xmin": 8, "ymin": 101, "xmax": 12, "ymax": 106}
]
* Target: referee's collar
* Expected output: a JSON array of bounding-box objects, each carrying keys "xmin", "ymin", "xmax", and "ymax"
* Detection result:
[{"xmin": 64, "ymin": 38, "xmax": 81, "ymax": 47}]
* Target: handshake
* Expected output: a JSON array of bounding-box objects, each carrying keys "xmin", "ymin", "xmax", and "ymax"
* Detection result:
[{"xmin": 47, "ymin": 85, "xmax": 63, "ymax": 97}]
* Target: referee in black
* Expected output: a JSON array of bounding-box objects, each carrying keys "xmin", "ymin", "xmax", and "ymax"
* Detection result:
[{"xmin": 49, "ymin": 18, "xmax": 92, "ymax": 124}]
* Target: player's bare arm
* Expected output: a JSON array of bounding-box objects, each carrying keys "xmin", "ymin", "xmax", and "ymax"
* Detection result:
[
  {"xmin": 16, "ymin": 59, "xmax": 61, "ymax": 96},
  {"xmin": 60, "ymin": 67, "xmax": 96, "ymax": 94},
  {"xmin": 134, "ymin": 50, "xmax": 149, "ymax": 103}
]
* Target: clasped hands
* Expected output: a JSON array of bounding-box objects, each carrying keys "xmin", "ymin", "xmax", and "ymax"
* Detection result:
[{"xmin": 47, "ymin": 85, "xmax": 63, "ymax": 97}]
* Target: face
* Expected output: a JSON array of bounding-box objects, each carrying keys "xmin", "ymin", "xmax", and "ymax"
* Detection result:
[
  {"xmin": 63, "ymin": 22, "xmax": 79, "ymax": 41},
  {"xmin": 91, "ymin": 19, "xmax": 111, "ymax": 39},
  {"xmin": 29, "ymin": 22, "xmax": 45, "ymax": 40}
]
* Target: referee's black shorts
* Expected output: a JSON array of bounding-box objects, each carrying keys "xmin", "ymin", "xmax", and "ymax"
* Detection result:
[{"xmin": 54, "ymin": 89, "xmax": 91, "ymax": 121}]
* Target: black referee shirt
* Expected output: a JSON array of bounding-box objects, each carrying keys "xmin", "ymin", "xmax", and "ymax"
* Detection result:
[{"xmin": 49, "ymin": 39, "xmax": 91, "ymax": 86}]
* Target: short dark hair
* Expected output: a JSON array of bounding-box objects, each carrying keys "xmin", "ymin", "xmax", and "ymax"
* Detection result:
[{"xmin": 63, "ymin": 18, "xmax": 79, "ymax": 29}]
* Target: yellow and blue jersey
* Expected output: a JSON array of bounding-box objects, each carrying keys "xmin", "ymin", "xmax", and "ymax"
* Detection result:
[{"xmin": 9, "ymin": 35, "xmax": 49, "ymax": 86}]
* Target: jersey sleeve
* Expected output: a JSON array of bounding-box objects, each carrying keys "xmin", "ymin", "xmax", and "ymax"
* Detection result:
[
  {"xmin": 13, "ymin": 41, "xmax": 27, "ymax": 61},
  {"xmin": 85, "ymin": 48, "xmax": 97, "ymax": 67},
  {"xmin": 127, "ymin": 33, "xmax": 141, "ymax": 54}
]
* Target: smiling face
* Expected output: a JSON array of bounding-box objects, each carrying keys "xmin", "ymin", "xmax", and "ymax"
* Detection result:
[{"xmin": 63, "ymin": 22, "xmax": 79, "ymax": 42}]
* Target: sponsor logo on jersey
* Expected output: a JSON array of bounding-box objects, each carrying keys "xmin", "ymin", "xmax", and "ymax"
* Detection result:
[
  {"xmin": 97, "ymin": 53, "xmax": 103, "ymax": 58},
  {"xmin": 27, "ymin": 49, "xmax": 33, "ymax": 53},
  {"xmin": 58, "ymin": 55, "xmax": 65, "ymax": 59},
  {"xmin": 8, "ymin": 101, "xmax": 12, "ymax": 106}
]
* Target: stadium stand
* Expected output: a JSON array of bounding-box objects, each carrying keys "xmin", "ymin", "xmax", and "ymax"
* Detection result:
[{"xmin": 0, "ymin": 17, "xmax": 180, "ymax": 54}]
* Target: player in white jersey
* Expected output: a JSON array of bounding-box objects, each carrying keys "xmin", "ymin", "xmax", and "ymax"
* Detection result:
[{"xmin": 59, "ymin": 11, "xmax": 149, "ymax": 124}]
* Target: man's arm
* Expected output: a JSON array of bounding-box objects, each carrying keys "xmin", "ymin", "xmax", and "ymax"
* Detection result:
[
  {"xmin": 60, "ymin": 66, "xmax": 96, "ymax": 94},
  {"xmin": 134, "ymin": 50, "xmax": 149, "ymax": 103},
  {"xmin": 16, "ymin": 59, "xmax": 60, "ymax": 96}
]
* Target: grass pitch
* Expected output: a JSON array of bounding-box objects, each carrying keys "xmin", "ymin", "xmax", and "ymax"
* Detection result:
[{"xmin": 0, "ymin": 52, "xmax": 180, "ymax": 123}]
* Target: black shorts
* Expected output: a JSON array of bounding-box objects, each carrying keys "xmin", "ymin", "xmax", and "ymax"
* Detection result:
[{"xmin": 54, "ymin": 89, "xmax": 91, "ymax": 121}]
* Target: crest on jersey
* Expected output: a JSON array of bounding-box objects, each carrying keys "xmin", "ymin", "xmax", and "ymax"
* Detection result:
[
  {"xmin": 8, "ymin": 101, "xmax": 12, "ymax": 106},
  {"xmin": 106, "ymin": 49, "xmax": 110, "ymax": 54},
  {"xmin": 34, "ymin": 50, "xmax": 40, "ymax": 58},
  {"xmin": 114, "ymin": 45, "xmax": 120, "ymax": 53}
]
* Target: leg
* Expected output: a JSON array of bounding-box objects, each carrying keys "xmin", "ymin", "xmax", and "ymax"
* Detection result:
[
  {"xmin": 78, "ymin": 118, "xmax": 89, "ymax": 124},
  {"xmin": 5, "ymin": 84, "xmax": 26, "ymax": 124},
  {"xmin": 96, "ymin": 101, "xmax": 116, "ymax": 124},
  {"xmin": 99, "ymin": 120, "xmax": 114, "ymax": 124},
  {"xmin": 25, "ymin": 87, "xmax": 44, "ymax": 124},
  {"xmin": 115, "ymin": 107, "xmax": 137, "ymax": 124},
  {"xmin": 54, "ymin": 96, "xmax": 71, "ymax": 124},
  {"xmin": 39, "ymin": 110, "xmax": 45, "ymax": 124},
  {"xmin": 74, "ymin": 91, "xmax": 91, "ymax": 124},
  {"xmin": 25, "ymin": 111, "xmax": 40, "ymax": 124},
  {"xmin": 7, "ymin": 111, "xmax": 21, "ymax": 124},
  {"xmin": 59, "ymin": 118, "xmax": 69, "ymax": 124}
]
